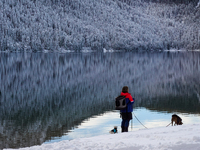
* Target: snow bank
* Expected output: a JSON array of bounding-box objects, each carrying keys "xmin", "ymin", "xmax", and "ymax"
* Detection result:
[{"xmin": 6, "ymin": 124, "xmax": 200, "ymax": 150}]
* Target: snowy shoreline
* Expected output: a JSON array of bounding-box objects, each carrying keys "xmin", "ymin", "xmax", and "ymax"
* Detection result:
[{"xmin": 6, "ymin": 124, "xmax": 200, "ymax": 150}]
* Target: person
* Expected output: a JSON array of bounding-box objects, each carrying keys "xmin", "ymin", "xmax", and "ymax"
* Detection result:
[{"xmin": 120, "ymin": 86, "xmax": 134, "ymax": 132}]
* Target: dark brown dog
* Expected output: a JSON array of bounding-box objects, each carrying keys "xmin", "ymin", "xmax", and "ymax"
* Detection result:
[{"xmin": 171, "ymin": 114, "xmax": 183, "ymax": 126}]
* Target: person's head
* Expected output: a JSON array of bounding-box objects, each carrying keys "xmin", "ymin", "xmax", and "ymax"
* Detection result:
[{"xmin": 122, "ymin": 86, "xmax": 129, "ymax": 93}]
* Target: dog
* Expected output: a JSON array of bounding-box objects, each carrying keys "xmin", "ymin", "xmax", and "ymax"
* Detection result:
[
  {"xmin": 109, "ymin": 126, "xmax": 118, "ymax": 134},
  {"xmin": 171, "ymin": 114, "xmax": 183, "ymax": 126}
]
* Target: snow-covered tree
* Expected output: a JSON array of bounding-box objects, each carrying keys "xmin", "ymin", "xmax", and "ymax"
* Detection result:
[{"xmin": 0, "ymin": 0, "xmax": 200, "ymax": 51}]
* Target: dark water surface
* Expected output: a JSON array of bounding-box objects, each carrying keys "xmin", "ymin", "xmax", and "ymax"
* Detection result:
[{"xmin": 0, "ymin": 51, "xmax": 200, "ymax": 149}]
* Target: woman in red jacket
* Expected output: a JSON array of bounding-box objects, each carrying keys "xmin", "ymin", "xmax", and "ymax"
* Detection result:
[{"xmin": 120, "ymin": 86, "xmax": 134, "ymax": 132}]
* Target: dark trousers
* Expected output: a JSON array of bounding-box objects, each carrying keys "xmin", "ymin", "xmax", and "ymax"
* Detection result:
[
  {"xmin": 121, "ymin": 119, "xmax": 130, "ymax": 132},
  {"xmin": 121, "ymin": 112, "xmax": 132, "ymax": 132}
]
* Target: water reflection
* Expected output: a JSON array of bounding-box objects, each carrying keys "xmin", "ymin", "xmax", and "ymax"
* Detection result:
[
  {"xmin": 46, "ymin": 108, "xmax": 200, "ymax": 144},
  {"xmin": 0, "ymin": 51, "xmax": 200, "ymax": 149},
  {"xmin": 144, "ymin": 96, "xmax": 200, "ymax": 113}
]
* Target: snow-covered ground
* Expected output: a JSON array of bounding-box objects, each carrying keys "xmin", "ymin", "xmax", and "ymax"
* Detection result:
[{"xmin": 6, "ymin": 124, "xmax": 200, "ymax": 150}]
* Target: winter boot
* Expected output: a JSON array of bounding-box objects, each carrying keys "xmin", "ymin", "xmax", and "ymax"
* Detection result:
[
  {"xmin": 121, "ymin": 126, "xmax": 125, "ymax": 132},
  {"xmin": 124, "ymin": 127, "xmax": 128, "ymax": 132}
]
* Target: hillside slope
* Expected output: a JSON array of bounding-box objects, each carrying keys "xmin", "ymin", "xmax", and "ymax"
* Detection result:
[{"xmin": 0, "ymin": 0, "xmax": 200, "ymax": 51}]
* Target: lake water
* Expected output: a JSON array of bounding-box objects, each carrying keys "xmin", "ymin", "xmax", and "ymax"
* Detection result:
[{"xmin": 0, "ymin": 51, "xmax": 200, "ymax": 149}]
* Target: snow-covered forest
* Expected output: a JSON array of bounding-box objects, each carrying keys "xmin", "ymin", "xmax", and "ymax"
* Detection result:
[{"xmin": 0, "ymin": 0, "xmax": 200, "ymax": 51}]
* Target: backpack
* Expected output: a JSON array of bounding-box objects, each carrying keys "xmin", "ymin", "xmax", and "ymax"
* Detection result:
[{"xmin": 115, "ymin": 95, "xmax": 126, "ymax": 110}]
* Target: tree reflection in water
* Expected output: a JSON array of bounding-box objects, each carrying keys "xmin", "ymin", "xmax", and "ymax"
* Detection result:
[{"xmin": 0, "ymin": 51, "xmax": 199, "ymax": 149}]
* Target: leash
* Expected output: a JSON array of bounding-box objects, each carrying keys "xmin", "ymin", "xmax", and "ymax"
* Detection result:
[
  {"xmin": 133, "ymin": 113, "xmax": 173, "ymax": 128},
  {"xmin": 133, "ymin": 112, "xmax": 148, "ymax": 129},
  {"xmin": 166, "ymin": 122, "xmax": 171, "ymax": 127}
]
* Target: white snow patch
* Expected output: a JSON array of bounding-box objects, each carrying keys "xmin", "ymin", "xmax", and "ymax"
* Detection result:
[{"xmin": 6, "ymin": 124, "xmax": 200, "ymax": 150}]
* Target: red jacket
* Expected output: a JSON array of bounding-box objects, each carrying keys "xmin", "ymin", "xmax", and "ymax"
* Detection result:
[{"xmin": 120, "ymin": 92, "xmax": 134, "ymax": 113}]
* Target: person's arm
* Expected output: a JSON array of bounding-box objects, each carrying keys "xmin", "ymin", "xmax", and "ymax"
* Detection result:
[
  {"xmin": 127, "ymin": 93, "xmax": 134, "ymax": 103},
  {"xmin": 131, "ymin": 98, "xmax": 135, "ymax": 104}
]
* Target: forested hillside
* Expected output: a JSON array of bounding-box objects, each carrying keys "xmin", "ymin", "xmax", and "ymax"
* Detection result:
[{"xmin": 0, "ymin": 0, "xmax": 200, "ymax": 51}]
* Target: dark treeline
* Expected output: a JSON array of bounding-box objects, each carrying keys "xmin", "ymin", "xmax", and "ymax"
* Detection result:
[{"xmin": 142, "ymin": 0, "xmax": 199, "ymax": 5}]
